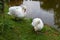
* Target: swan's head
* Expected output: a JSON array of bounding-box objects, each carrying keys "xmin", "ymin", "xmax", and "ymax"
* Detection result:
[{"xmin": 32, "ymin": 18, "xmax": 41, "ymax": 26}]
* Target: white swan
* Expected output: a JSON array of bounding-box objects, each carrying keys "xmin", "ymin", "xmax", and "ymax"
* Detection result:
[
  {"xmin": 8, "ymin": 5, "xmax": 26, "ymax": 18},
  {"xmin": 32, "ymin": 18, "xmax": 44, "ymax": 32}
]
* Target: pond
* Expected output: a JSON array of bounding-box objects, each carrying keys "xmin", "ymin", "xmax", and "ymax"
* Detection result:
[{"xmin": 23, "ymin": 0, "xmax": 60, "ymax": 31}]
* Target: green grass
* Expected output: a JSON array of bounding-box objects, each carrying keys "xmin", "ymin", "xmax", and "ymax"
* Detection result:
[{"xmin": 0, "ymin": 4, "xmax": 60, "ymax": 40}]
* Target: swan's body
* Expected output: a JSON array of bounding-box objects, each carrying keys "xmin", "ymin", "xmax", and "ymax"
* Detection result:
[
  {"xmin": 32, "ymin": 18, "xmax": 44, "ymax": 31},
  {"xmin": 8, "ymin": 5, "xmax": 26, "ymax": 18}
]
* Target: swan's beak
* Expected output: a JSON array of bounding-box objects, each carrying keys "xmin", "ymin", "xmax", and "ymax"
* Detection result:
[
  {"xmin": 8, "ymin": 12, "xmax": 12, "ymax": 15},
  {"xmin": 8, "ymin": 12, "xmax": 10, "ymax": 15}
]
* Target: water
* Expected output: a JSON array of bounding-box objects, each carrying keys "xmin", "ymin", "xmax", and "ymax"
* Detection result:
[
  {"xmin": 23, "ymin": 1, "xmax": 54, "ymax": 25},
  {"xmin": 23, "ymin": 1, "xmax": 60, "ymax": 31},
  {"xmin": 24, "ymin": 0, "xmax": 32, "ymax": 1},
  {"xmin": 39, "ymin": 0, "xmax": 60, "ymax": 31}
]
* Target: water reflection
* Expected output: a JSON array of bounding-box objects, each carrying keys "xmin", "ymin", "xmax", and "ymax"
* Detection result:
[
  {"xmin": 39, "ymin": 0, "xmax": 60, "ymax": 28},
  {"xmin": 23, "ymin": 0, "xmax": 60, "ymax": 31},
  {"xmin": 23, "ymin": 1, "xmax": 54, "ymax": 26}
]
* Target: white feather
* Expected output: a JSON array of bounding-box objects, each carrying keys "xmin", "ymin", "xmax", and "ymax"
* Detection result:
[
  {"xmin": 32, "ymin": 18, "xmax": 44, "ymax": 31},
  {"xmin": 8, "ymin": 5, "xmax": 27, "ymax": 18}
]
